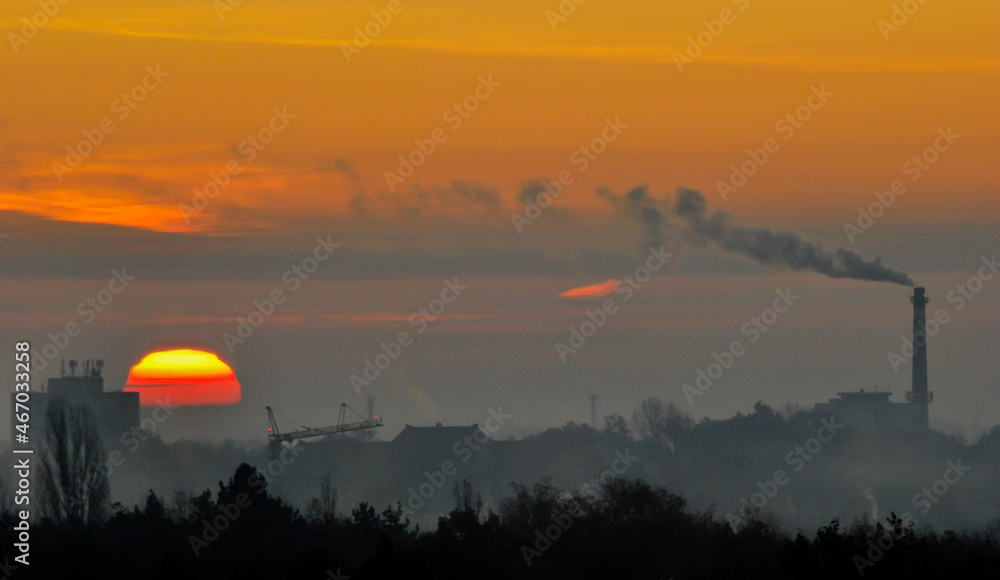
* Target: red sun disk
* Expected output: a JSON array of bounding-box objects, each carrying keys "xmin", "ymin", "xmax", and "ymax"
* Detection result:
[{"xmin": 125, "ymin": 349, "xmax": 241, "ymax": 406}]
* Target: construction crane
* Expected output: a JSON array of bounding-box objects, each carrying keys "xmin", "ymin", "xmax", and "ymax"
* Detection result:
[{"xmin": 265, "ymin": 403, "xmax": 383, "ymax": 456}]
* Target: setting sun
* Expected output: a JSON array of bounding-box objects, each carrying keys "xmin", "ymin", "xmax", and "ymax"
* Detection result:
[{"xmin": 124, "ymin": 349, "xmax": 241, "ymax": 406}]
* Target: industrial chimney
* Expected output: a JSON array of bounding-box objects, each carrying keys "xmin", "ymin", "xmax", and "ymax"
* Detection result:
[{"xmin": 910, "ymin": 287, "xmax": 930, "ymax": 429}]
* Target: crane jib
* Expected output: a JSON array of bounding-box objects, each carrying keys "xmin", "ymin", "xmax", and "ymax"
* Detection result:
[{"xmin": 265, "ymin": 404, "xmax": 382, "ymax": 445}]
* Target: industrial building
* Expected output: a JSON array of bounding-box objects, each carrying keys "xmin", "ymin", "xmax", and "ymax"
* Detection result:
[{"xmin": 814, "ymin": 287, "xmax": 933, "ymax": 430}]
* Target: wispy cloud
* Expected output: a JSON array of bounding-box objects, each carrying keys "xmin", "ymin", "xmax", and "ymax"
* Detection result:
[{"xmin": 560, "ymin": 279, "xmax": 618, "ymax": 299}]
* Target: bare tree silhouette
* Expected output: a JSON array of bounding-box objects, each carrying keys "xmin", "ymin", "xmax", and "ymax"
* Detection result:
[
  {"xmin": 306, "ymin": 472, "xmax": 338, "ymax": 527},
  {"xmin": 37, "ymin": 398, "xmax": 110, "ymax": 526},
  {"xmin": 631, "ymin": 397, "xmax": 694, "ymax": 440}
]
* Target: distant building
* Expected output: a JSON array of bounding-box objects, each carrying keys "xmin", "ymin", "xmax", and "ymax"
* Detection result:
[
  {"xmin": 15, "ymin": 359, "xmax": 140, "ymax": 446},
  {"xmin": 392, "ymin": 422, "xmax": 485, "ymax": 449},
  {"xmin": 814, "ymin": 389, "xmax": 927, "ymax": 431}
]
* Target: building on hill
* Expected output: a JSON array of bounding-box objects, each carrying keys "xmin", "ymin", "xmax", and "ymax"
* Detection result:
[
  {"xmin": 15, "ymin": 359, "xmax": 140, "ymax": 446},
  {"xmin": 814, "ymin": 288, "xmax": 936, "ymax": 432},
  {"xmin": 392, "ymin": 422, "xmax": 485, "ymax": 449},
  {"xmin": 814, "ymin": 388, "xmax": 927, "ymax": 431}
]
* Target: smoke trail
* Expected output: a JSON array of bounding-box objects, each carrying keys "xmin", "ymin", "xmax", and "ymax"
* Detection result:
[
  {"xmin": 673, "ymin": 188, "xmax": 915, "ymax": 286},
  {"xmin": 861, "ymin": 485, "xmax": 879, "ymax": 521},
  {"xmin": 597, "ymin": 185, "xmax": 666, "ymax": 248}
]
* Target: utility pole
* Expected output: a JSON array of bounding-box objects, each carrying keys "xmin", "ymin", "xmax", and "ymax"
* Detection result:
[
  {"xmin": 366, "ymin": 394, "xmax": 376, "ymax": 421},
  {"xmin": 589, "ymin": 394, "xmax": 598, "ymax": 429}
]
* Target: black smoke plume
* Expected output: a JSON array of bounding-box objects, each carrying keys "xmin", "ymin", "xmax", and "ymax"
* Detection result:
[
  {"xmin": 673, "ymin": 188, "xmax": 915, "ymax": 286},
  {"xmin": 597, "ymin": 185, "xmax": 666, "ymax": 248}
]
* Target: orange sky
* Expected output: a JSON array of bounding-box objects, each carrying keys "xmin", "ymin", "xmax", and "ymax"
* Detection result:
[
  {"xmin": 4, "ymin": 0, "xmax": 1000, "ymax": 439},
  {"xmin": 1, "ymin": 0, "xmax": 998, "ymax": 234}
]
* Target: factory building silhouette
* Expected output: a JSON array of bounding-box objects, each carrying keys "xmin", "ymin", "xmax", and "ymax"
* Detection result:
[{"xmin": 814, "ymin": 287, "xmax": 933, "ymax": 430}]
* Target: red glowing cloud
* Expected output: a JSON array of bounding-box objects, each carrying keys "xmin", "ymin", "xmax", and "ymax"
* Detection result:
[
  {"xmin": 124, "ymin": 349, "xmax": 241, "ymax": 406},
  {"xmin": 560, "ymin": 279, "xmax": 618, "ymax": 298}
]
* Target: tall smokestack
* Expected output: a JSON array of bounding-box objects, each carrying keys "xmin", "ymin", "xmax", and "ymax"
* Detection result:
[{"xmin": 911, "ymin": 287, "xmax": 930, "ymax": 429}]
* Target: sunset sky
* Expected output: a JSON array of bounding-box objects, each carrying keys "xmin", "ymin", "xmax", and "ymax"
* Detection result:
[{"xmin": 2, "ymin": 0, "xmax": 998, "ymax": 440}]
